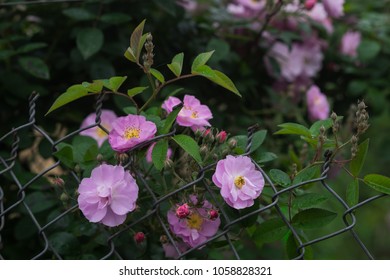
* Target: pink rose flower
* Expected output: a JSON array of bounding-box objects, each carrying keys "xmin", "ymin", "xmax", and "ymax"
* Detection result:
[
  {"xmin": 78, "ymin": 164, "xmax": 139, "ymax": 227},
  {"xmin": 167, "ymin": 195, "xmax": 220, "ymax": 248},
  {"xmin": 305, "ymin": 0, "xmax": 317, "ymax": 10},
  {"xmin": 306, "ymin": 3, "xmax": 334, "ymax": 33},
  {"xmin": 108, "ymin": 114, "xmax": 157, "ymax": 153},
  {"xmin": 212, "ymin": 155, "xmax": 265, "ymax": 209},
  {"xmin": 236, "ymin": 0, "xmax": 265, "ymax": 12},
  {"xmin": 145, "ymin": 142, "xmax": 173, "ymax": 163},
  {"xmin": 80, "ymin": 109, "xmax": 117, "ymax": 147},
  {"xmin": 340, "ymin": 31, "xmax": 361, "ymax": 58},
  {"xmin": 162, "ymin": 96, "xmax": 182, "ymax": 114},
  {"xmin": 323, "ymin": 0, "xmax": 344, "ymax": 18},
  {"xmin": 306, "ymin": 85, "xmax": 330, "ymax": 121}
]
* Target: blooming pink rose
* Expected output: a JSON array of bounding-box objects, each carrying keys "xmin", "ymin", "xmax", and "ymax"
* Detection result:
[
  {"xmin": 323, "ymin": 0, "xmax": 344, "ymax": 18},
  {"xmin": 78, "ymin": 164, "xmax": 139, "ymax": 227},
  {"xmin": 177, "ymin": 95, "xmax": 213, "ymax": 131},
  {"xmin": 306, "ymin": 85, "xmax": 330, "ymax": 121},
  {"xmin": 80, "ymin": 110, "xmax": 117, "ymax": 147},
  {"xmin": 167, "ymin": 195, "xmax": 220, "ymax": 248},
  {"xmin": 340, "ymin": 31, "xmax": 361, "ymax": 58},
  {"xmin": 306, "ymin": 3, "xmax": 334, "ymax": 33},
  {"xmin": 145, "ymin": 142, "xmax": 173, "ymax": 163},
  {"xmin": 108, "ymin": 114, "xmax": 157, "ymax": 153},
  {"xmin": 212, "ymin": 155, "xmax": 264, "ymax": 209},
  {"xmin": 227, "ymin": 3, "xmax": 247, "ymax": 17},
  {"xmin": 162, "ymin": 96, "xmax": 182, "ymax": 114}
]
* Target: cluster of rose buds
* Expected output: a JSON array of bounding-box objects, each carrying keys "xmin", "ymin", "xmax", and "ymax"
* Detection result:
[
  {"xmin": 143, "ymin": 33, "xmax": 154, "ymax": 71},
  {"xmin": 175, "ymin": 203, "xmax": 219, "ymax": 221}
]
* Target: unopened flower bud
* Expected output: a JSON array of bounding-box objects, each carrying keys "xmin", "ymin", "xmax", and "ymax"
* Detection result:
[
  {"xmin": 200, "ymin": 145, "xmax": 209, "ymax": 156},
  {"xmin": 202, "ymin": 128, "xmax": 211, "ymax": 138},
  {"xmin": 358, "ymin": 100, "xmax": 366, "ymax": 110},
  {"xmin": 320, "ymin": 125, "xmax": 326, "ymax": 135},
  {"xmin": 164, "ymin": 159, "xmax": 174, "ymax": 169},
  {"xmin": 228, "ymin": 138, "xmax": 237, "ymax": 149},
  {"xmin": 60, "ymin": 192, "xmax": 69, "ymax": 202},
  {"xmin": 134, "ymin": 232, "xmax": 145, "ymax": 244},
  {"xmin": 96, "ymin": 154, "xmax": 104, "ymax": 163},
  {"xmin": 208, "ymin": 209, "xmax": 219, "ymax": 220},
  {"xmin": 304, "ymin": 0, "xmax": 317, "ymax": 10},
  {"xmin": 216, "ymin": 131, "xmax": 227, "ymax": 143},
  {"xmin": 351, "ymin": 135, "xmax": 358, "ymax": 144},
  {"xmin": 331, "ymin": 112, "xmax": 337, "ymax": 122},
  {"xmin": 52, "ymin": 177, "xmax": 65, "ymax": 187},
  {"xmin": 176, "ymin": 203, "xmax": 190, "ymax": 219}
]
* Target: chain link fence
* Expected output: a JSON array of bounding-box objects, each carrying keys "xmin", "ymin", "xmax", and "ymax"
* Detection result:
[{"xmin": 0, "ymin": 93, "xmax": 388, "ymax": 260}]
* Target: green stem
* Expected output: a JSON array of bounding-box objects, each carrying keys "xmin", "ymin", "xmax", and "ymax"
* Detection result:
[{"xmin": 139, "ymin": 74, "xmax": 197, "ymax": 113}]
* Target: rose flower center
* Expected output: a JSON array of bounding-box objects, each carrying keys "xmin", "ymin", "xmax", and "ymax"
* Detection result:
[
  {"xmin": 191, "ymin": 111, "xmax": 198, "ymax": 119},
  {"xmin": 186, "ymin": 212, "xmax": 204, "ymax": 231},
  {"xmin": 124, "ymin": 127, "xmax": 141, "ymax": 140},
  {"xmin": 234, "ymin": 175, "xmax": 245, "ymax": 189}
]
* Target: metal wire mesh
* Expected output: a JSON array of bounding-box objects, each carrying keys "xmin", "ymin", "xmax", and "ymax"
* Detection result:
[{"xmin": 0, "ymin": 92, "xmax": 388, "ymax": 260}]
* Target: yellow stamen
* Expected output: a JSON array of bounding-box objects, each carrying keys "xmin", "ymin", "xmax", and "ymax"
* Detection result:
[
  {"xmin": 96, "ymin": 127, "xmax": 107, "ymax": 138},
  {"xmin": 124, "ymin": 127, "xmax": 141, "ymax": 140},
  {"xmin": 234, "ymin": 176, "xmax": 245, "ymax": 189},
  {"xmin": 186, "ymin": 213, "xmax": 203, "ymax": 231},
  {"xmin": 191, "ymin": 111, "xmax": 198, "ymax": 119}
]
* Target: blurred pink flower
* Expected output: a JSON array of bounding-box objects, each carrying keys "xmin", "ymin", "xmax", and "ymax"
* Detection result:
[
  {"xmin": 167, "ymin": 195, "xmax": 220, "ymax": 248},
  {"xmin": 236, "ymin": 0, "xmax": 265, "ymax": 12},
  {"xmin": 145, "ymin": 142, "xmax": 173, "ymax": 163},
  {"xmin": 304, "ymin": 0, "xmax": 317, "ymax": 10},
  {"xmin": 306, "ymin": 3, "xmax": 333, "ymax": 33},
  {"xmin": 306, "ymin": 85, "xmax": 330, "ymax": 121},
  {"xmin": 80, "ymin": 110, "xmax": 117, "ymax": 147},
  {"xmin": 162, "ymin": 96, "xmax": 182, "ymax": 114},
  {"xmin": 212, "ymin": 155, "xmax": 264, "ymax": 209},
  {"xmin": 177, "ymin": 0, "xmax": 197, "ymax": 12},
  {"xmin": 266, "ymin": 40, "xmax": 323, "ymax": 82},
  {"xmin": 323, "ymin": 0, "xmax": 344, "ymax": 18},
  {"xmin": 108, "ymin": 115, "xmax": 157, "ymax": 153},
  {"xmin": 340, "ymin": 31, "xmax": 361, "ymax": 58},
  {"xmin": 177, "ymin": 95, "xmax": 213, "ymax": 131},
  {"xmin": 78, "ymin": 164, "xmax": 138, "ymax": 227},
  {"xmin": 227, "ymin": 3, "xmax": 247, "ymax": 17},
  {"xmin": 163, "ymin": 241, "xmax": 189, "ymax": 259}
]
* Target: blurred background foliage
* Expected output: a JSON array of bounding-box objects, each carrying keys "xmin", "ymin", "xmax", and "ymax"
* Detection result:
[{"xmin": 0, "ymin": 0, "xmax": 389, "ymax": 259}]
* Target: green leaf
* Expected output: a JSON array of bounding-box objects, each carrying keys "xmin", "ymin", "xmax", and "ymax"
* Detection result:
[
  {"xmin": 49, "ymin": 232, "xmax": 80, "ymax": 255},
  {"xmin": 101, "ymin": 76, "xmax": 127, "ymax": 92},
  {"xmin": 130, "ymin": 19, "xmax": 146, "ymax": 63},
  {"xmin": 358, "ymin": 40, "xmax": 381, "ymax": 62},
  {"xmin": 350, "ymin": 139, "xmax": 369, "ymax": 177},
  {"xmin": 253, "ymin": 218, "xmax": 289, "ymax": 245},
  {"xmin": 152, "ymin": 140, "xmax": 168, "ymax": 171},
  {"xmin": 191, "ymin": 50, "xmax": 215, "ymax": 72},
  {"xmin": 150, "ymin": 68, "xmax": 165, "ymax": 83},
  {"xmin": 275, "ymin": 123, "xmax": 311, "ymax": 137},
  {"xmin": 18, "ymin": 56, "xmax": 50, "ymax": 80},
  {"xmin": 53, "ymin": 143, "xmax": 74, "ymax": 168},
  {"xmin": 77, "ymin": 28, "xmax": 104, "ymax": 59},
  {"xmin": 160, "ymin": 106, "xmax": 182, "ymax": 134},
  {"xmin": 269, "ymin": 169, "xmax": 291, "ymax": 187},
  {"xmin": 346, "ymin": 179, "xmax": 359, "ymax": 207},
  {"xmin": 167, "ymin": 52, "xmax": 184, "ymax": 77},
  {"xmin": 249, "ymin": 130, "xmax": 267, "ymax": 153},
  {"xmin": 172, "ymin": 134, "xmax": 202, "ymax": 164},
  {"xmin": 292, "ymin": 193, "xmax": 328, "ymax": 210},
  {"xmin": 309, "ymin": 116, "xmax": 343, "ymax": 137},
  {"xmin": 25, "ymin": 192, "xmax": 57, "ymax": 214},
  {"xmin": 192, "ymin": 65, "xmax": 241, "ymax": 96},
  {"xmin": 286, "ymin": 232, "xmax": 313, "ymax": 260},
  {"xmin": 363, "ymin": 174, "xmax": 390, "ymax": 195},
  {"xmin": 62, "ymin": 8, "xmax": 94, "ymax": 20},
  {"xmin": 256, "ymin": 152, "xmax": 277, "ymax": 164},
  {"xmin": 100, "ymin": 13, "xmax": 131, "ymax": 24},
  {"xmin": 82, "ymin": 80, "xmax": 103, "ymax": 93},
  {"xmin": 124, "ymin": 47, "xmax": 136, "ymax": 62},
  {"xmin": 73, "ymin": 136, "xmax": 99, "ymax": 163},
  {"xmin": 292, "ymin": 208, "xmax": 337, "ymax": 229},
  {"xmin": 17, "ymin": 42, "xmax": 47, "ymax": 54},
  {"xmin": 293, "ymin": 165, "xmax": 319, "ymax": 185},
  {"xmin": 127, "ymin": 86, "xmax": 148, "ymax": 97},
  {"xmin": 46, "ymin": 85, "xmax": 89, "ymax": 115}
]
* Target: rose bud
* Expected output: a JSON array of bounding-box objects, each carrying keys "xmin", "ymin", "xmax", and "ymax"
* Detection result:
[
  {"xmin": 134, "ymin": 232, "xmax": 145, "ymax": 244},
  {"xmin": 176, "ymin": 203, "xmax": 190, "ymax": 219}
]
